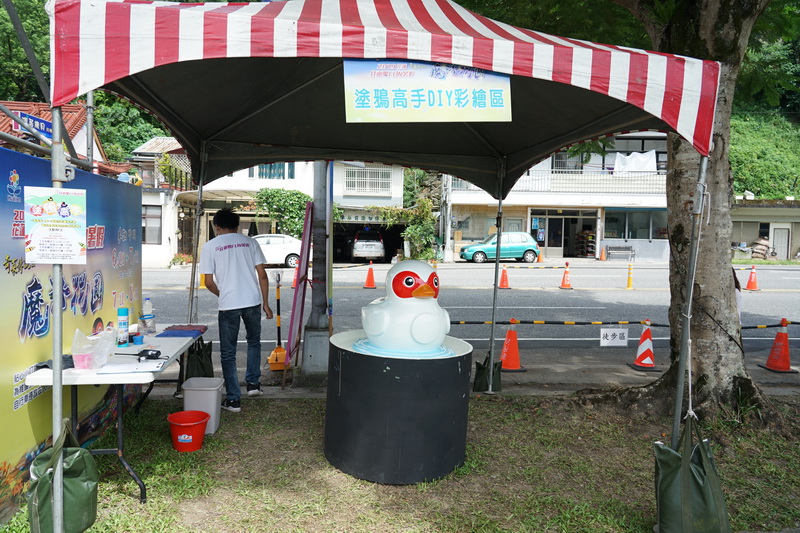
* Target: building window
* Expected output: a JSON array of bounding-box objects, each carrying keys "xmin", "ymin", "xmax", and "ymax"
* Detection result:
[
  {"xmin": 605, "ymin": 209, "xmax": 667, "ymax": 240},
  {"xmin": 604, "ymin": 211, "xmax": 626, "ymax": 239},
  {"xmin": 652, "ymin": 211, "xmax": 668, "ymax": 239},
  {"xmin": 628, "ymin": 211, "xmax": 651, "ymax": 239},
  {"xmin": 257, "ymin": 163, "xmax": 287, "ymax": 179},
  {"xmin": 248, "ymin": 167, "xmax": 255, "ymax": 178},
  {"xmin": 142, "ymin": 205, "xmax": 162, "ymax": 245},
  {"xmin": 344, "ymin": 163, "xmax": 392, "ymax": 196},
  {"xmin": 552, "ymin": 152, "xmax": 583, "ymax": 171}
]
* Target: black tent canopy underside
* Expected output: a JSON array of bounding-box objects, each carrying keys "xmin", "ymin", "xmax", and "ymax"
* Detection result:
[{"xmin": 107, "ymin": 57, "xmax": 673, "ymax": 199}]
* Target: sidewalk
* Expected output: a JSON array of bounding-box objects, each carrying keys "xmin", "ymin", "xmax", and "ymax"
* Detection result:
[{"xmin": 148, "ymin": 340, "xmax": 799, "ymax": 400}]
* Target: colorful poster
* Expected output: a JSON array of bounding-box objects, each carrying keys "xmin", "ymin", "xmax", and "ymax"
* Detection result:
[
  {"xmin": 344, "ymin": 59, "xmax": 511, "ymax": 123},
  {"xmin": 0, "ymin": 147, "xmax": 142, "ymax": 521},
  {"xmin": 24, "ymin": 186, "xmax": 87, "ymax": 264}
]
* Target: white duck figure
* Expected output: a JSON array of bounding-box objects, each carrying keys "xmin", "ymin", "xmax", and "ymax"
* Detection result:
[{"xmin": 361, "ymin": 259, "xmax": 450, "ymax": 352}]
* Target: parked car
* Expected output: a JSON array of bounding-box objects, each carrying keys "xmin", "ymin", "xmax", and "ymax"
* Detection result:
[
  {"xmin": 459, "ymin": 232, "xmax": 540, "ymax": 263},
  {"xmin": 351, "ymin": 230, "xmax": 386, "ymax": 262},
  {"xmin": 252, "ymin": 234, "xmax": 303, "ymax": 268}
]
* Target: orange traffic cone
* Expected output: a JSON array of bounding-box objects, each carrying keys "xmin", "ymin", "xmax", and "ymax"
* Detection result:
[
  {"xmin": 537, "ymin": 251, "xmax": 543, "ymax": 263},
  {"xmin": 758, "ymin": 319, "xmax": 798, "ymax": 373},
  {"xmin": 559, "ymin": 262, "xmax": 573, "ymax": 289},
  {"xmin": 363, "ymin": 261, "xmax": 376, "ymax": 289},
  {"xmin": 599, "ymin": 246, "xmax": 607, "ymax": 261},
  {"xmin": 627, "ymin": 320, "xmax": 661, "ymax": 372},
  {"xmin": 499, "ymin": 265, "xmax": 511, "ymax": 289},
  {"xmin": 744, "ymin": 265, "xmax": 759, "ymax": 291},
  {"xmin": 291, "ymin": 266, "xmax": 298, "ymax": 289},
  {"xmin": 500, "ymin": 323, "xmax": 526, "ymax": 372}
]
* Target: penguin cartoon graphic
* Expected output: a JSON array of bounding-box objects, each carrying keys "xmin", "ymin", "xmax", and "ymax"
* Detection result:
[
  {"xmin": 42, "ymin": 197, "xmax": 57, "ymax": 215},
  {"xmin": 361, "ymin": 259, "xmax": 450, "ymax": 353},
  {"xmin": 58, "ymin": 201, "xmax": 71, "ymax": 217}
]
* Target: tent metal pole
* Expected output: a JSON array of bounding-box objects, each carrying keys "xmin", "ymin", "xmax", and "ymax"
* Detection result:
[
  {"xmin": 187, "ymin": 143, "xmax": 207, "ymax": 323},
  {"xmin": 486, "ymin": 164, "xmax": 505, "ymax": 393},
  {"xmin": 327, "ymin": 162, "xmax": 334, "ymax": 335},
  {"xmin": 670, "ymin": 155, "xmax": 709, "ymax": 450},
  {"xmin": 86, "ymin": 92, "xmax": 94, "ymax": 169},
  {"xmin": 0, "ymin": 131, "xmax": 92, "ymax": 170},
  {"xmin": 50, "ymin": 106, "xmax": 66, "ymax": 533}
]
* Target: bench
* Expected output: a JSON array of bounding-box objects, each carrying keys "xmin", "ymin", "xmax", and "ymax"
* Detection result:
[{"xmin": 606, "ymin": 245, "xmax": 636, "ymax": 261}]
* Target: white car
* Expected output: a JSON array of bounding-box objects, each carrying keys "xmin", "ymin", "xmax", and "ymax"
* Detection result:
[
  {"xmin": 252, "ymin": 234, "xmax": 303, "ymax": 268},
  {"xmin": 351, "ymin": 230, "xmax": 386, "ymax": 262}
]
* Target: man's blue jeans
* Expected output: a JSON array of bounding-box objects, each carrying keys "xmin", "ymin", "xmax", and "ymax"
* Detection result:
[{"xmin": 218, "ymin": 305, "xmax": 261, "ymax": 401}]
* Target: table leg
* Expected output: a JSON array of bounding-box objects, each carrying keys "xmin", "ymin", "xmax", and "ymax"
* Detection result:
[
  {"xmin": 70, "ymin": 386, "xmax": 78, "ymax": 434},
  {"xmin": 90, "ymin": 384, "xmax": 147, "ymax": 503}
]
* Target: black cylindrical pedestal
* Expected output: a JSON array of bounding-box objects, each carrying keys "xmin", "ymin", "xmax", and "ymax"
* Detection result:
[{"xmin": 324, "ymin": 331, "xmax": 473, "ymax": 484}]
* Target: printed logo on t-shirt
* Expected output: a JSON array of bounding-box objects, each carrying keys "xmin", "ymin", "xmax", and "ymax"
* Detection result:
[{"xmin": 215, "ymin": 242, "xmax": 251, "ymax": 252}]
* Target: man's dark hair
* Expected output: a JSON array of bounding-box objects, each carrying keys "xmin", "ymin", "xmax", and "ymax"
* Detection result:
[{"xmin": 213, "ymin": 208, "xmax": 240, "ymax": 230}]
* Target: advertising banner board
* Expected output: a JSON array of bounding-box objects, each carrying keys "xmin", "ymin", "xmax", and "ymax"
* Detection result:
[
  {"xmin": 0, "ymin": 147, "xmax": 142, "ymax": 521},
  {"xmin": 344, "ymin": 59, "xmax": 511, "ymax": 123}
]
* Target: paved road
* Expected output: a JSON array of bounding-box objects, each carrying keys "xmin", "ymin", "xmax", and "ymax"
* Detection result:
[{"xmin": 144, "ymin": 260, "xmax": 800, "ymax": 396}]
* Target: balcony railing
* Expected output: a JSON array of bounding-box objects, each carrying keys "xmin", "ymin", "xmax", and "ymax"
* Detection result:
[{"xmin": 452, "ymin": 169, "xmax": 666, "ymax": 195}]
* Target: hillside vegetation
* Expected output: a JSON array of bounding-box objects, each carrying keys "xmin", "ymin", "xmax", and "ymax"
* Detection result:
[{"xmin": 730, "ymin": 109, "xmax": 800, "ymax": 199}]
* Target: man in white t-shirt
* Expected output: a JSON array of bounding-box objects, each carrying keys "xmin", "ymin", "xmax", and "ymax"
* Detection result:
[{"xmin": 199, "ymin": 208, "xmax": 273, "ymax": 412}]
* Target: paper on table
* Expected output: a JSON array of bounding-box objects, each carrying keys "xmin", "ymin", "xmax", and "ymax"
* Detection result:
[{"xmin": 96, "ymin": 360, "xmax": 165, "ymax": 374}]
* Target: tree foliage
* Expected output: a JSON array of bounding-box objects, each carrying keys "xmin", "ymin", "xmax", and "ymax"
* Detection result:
[
  {"xmin": 0, "ymin": 0, "xmax": 48, "ymax": 102},
  {"xmin": 403, "ymin": 167, "xmax": 441, "ymax": 208},
  {"xmin": 250, "ymin": 188, "xmax": 312, "ymax": 238},
  {"xmin": 93, "ymin": 92, "xmax": 167, "ymax": 161},
  {"xmin": 375, "ymin": 197, "xmax": 437, "ymax": 260},
  {"xmin": 730, "ymin": 107, "xmax": 800, "ymax": 198}
]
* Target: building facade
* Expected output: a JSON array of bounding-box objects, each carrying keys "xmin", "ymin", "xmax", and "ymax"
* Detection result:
[{"xmin": 450, "ymin": 133, "xmax": 670, "ymax": 261}]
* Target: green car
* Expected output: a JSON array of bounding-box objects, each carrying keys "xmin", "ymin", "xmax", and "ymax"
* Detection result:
[{"xmin": 459, "ymin": 232, "xmax": 540, "ymax": 263}]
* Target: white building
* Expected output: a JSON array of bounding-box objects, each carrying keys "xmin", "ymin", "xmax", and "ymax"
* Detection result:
[
  {"xmin": 131, "ymin": 136, "xmax": 407, "ymax": 268},
  {"xmin": 450, "ymin": 133, "xmax": 671, "ymax": 261}
]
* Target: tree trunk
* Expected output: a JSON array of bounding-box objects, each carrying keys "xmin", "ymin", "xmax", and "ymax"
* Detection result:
[{"xmin": 589, "ymin": 0, "xmax": 780, "ymax": 422}]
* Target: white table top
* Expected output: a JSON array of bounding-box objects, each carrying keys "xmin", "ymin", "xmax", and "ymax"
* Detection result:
[{"xmin": 26, "ymin": 334, "xmax": 199, "ymax": 386}]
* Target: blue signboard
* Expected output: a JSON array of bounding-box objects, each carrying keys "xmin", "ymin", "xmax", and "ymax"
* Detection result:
[{"xmin": 12, "ymin": 112, "xmax": 54, "ymax": 140}]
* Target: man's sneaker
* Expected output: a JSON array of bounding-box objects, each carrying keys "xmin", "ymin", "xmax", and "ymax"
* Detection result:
[
  {"xmin": 221, "ymin": 399, "xmax": 241, "ymax": 412},
  {"xmin": 246, "ymin": 383, "xmax": 263, "ymax": 397}
]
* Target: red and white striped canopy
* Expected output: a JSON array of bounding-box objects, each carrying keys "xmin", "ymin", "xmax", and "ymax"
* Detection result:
[{"xmin": 48, "ymin": 0, "xmax": 720, "ymax": 196}]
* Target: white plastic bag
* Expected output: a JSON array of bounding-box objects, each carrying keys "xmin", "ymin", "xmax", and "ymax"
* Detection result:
[{"xmin": 71, "ymin": 328, "xmax": 115, "ymax": 369}]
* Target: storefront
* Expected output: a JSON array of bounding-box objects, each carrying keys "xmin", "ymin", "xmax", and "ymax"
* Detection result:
[
  {"xmin": 529, "ymin": 208, "xmax": 599, "ymax": 259},
  {"xmin": 600, "ymin": 208, "xmax": 670, "ymax": 261}
]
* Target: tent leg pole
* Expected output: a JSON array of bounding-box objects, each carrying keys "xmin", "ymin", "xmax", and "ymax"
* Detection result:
[
  {"xmin": 670, "ymin": 155, "xmax": 709, "ymax": 449},
  {"xmin": 50, "ymin": 106, "xmax": 66, "ymax": 533},
  {"xmin": 187, "ymin": 143, "xmax": 207, "ymax": 323},
  {"xmin": 487, "ymin": 166, "xmax": 505, "ymax": 393}
]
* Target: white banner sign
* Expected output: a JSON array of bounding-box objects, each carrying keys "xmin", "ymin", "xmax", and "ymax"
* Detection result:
[
  {"xmin": 23, "ymin": 186, "xmax": 87, "ymax": 264},
  {"xmin": 600, "ymin": 328, "xmax": 629, "ymax": 347},
  {"xmin": 344, "ymin": 59, "xmax": 511, "ymax": 123}
]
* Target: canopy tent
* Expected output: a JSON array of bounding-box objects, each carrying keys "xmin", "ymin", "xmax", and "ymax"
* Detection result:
[
  {"xmin": 45, "ymin": 0, "xmax": 720, "ymax": 451},
  {"xmin": 48, "ymin": 0, "xmax": 720, "ymax": 199}
]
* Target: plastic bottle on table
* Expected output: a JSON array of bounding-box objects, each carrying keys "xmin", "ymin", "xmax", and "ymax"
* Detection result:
[{"xmin": 142, "ymin": 298, "xmax": 156, "ymax": 334}]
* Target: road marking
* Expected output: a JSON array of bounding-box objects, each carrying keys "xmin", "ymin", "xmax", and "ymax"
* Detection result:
[{"xmin": 444, "ymin": 306, "xmax": 607, "ymax": 309}]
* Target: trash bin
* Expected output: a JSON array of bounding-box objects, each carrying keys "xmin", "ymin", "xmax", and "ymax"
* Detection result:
[{"xmin": 182, "ymin": 377, "xmax": 224, "ymax": 434}]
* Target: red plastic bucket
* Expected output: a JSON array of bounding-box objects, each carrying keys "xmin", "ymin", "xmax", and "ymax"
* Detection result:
[{"xmin": 167, "ymin": 410, "xmax": 210, "ymax": 452}]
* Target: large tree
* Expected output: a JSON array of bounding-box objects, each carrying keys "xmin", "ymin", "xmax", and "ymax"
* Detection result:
[
  {"xmin": 457, "ymin": 0, "xmax": 790, "ymax": 419},
  {"xmin": 606, "ymin": 0, "xmax": 777, "ymax": 420}
]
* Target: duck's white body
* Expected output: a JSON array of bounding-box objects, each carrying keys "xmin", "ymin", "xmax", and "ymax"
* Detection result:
[{"xmin": 361, "ymin": 260, "xmax": 450, "ymax": 352}]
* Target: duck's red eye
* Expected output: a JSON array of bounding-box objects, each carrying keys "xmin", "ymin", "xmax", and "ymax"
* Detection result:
[
  {"xmin": 403, "ymin": 276, "xmax": 415, "ymax": 287},
  {"xmin": 432, "ymin": 276, "xmax": 439, "ymax": 288}
]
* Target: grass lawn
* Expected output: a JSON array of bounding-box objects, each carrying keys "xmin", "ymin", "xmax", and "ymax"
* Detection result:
[{"xmin": 2, "ymin": 394, "xmax": 799, "ymax": 532}]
